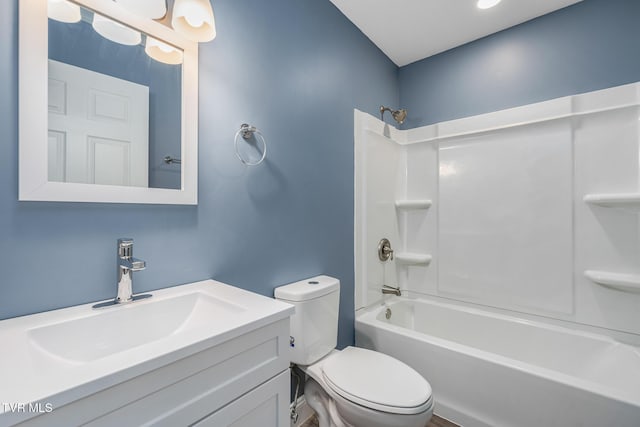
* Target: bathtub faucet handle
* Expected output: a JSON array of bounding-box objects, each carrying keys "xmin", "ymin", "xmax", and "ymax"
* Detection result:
[{"xmin": 378, "ymin": 238, "xmax": 394, "ymax": 261}]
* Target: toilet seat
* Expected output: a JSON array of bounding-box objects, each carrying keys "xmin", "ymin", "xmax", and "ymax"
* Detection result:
[{"xmin": 320, "ymin": 346, "xmax": 432, "ymax": 415}]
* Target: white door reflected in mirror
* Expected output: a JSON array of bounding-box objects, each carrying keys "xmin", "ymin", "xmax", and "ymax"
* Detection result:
[{"xmin": 48, "ymin": 60, "xmax": 149, "ymax": 187}]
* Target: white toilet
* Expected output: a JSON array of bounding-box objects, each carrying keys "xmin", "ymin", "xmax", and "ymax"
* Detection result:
[{"xmin": 275, "ymin": 275, "xmax": 433, "ymax": 427}]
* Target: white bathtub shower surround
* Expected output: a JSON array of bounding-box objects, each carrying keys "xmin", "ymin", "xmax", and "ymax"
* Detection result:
[
  {"xmin": 356, "ymin": 299, "xmax": 640, "ymax": 427},
  {"xmin": 354, "ymin": 81, "xmax": 640, "ymax": 336},
  {"xmin": 354, "ymin": 114, "xmax": 405, "ymax": 306},
  {"xmin": 355, "ymin": 82, "xmax": 640, "ymax": 426},
  {"xmin": 439, "ymin": 121, "xmax": 573, "ymax": 314}
]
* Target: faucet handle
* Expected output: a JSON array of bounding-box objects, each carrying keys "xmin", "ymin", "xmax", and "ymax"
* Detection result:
[
  {"xmin": 118, "ymin": 238, "xmax": 134, "ymax": 258},
  {"xmin": 378, "ymin": 238, "xmax": 394, "ymax": 261},
  {"xmin": 129, "ymin": 258, "xmax": 146, "ymax": 271}
]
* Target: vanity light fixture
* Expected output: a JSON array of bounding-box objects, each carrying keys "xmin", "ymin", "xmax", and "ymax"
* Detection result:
[
  {"xmin": 92, "ymin": 13, "xmax": 142, "ymax": 46},
  {"xmin": 50, "ymin": 0, "xmax": 212, "ymax": 63},
  {"xmin": 477, "ymin": 0, "xmax": 502, "ymax": 9},
  {"xmin": 115, "ymin": 0, "xmax": 167, "ymax": 20},
  {"xmin": 125, "ymin": 1, "xmax": 184, "ymax": 65},
  {"xmin": 171, "ymin": 0, "xmax": 217, "ymax": 42},
  {"xmin": 145, "ymin": 37, "xmax": 184, "ymax": 65},
  {"xmin": 47, "ymin": 0, "xmax": 81, "ymax": 23}
]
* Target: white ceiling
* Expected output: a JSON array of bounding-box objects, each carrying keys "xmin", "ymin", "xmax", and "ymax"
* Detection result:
[{"xmin": 329, "ymin": 0, "xmax": 583, "ymax": 67}]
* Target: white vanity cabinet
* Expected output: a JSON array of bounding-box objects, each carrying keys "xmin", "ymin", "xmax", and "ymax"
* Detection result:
[
  {"xmin": 0, "ymin": 281, "xmax": 294, "ymax": 427},
  {"xmin": 193, "ymin": 371, "xmax": 290, "ymax": 427},
  {"xmin": 16, "ymin": 319, "xmax": 291, "ymax": 427}
]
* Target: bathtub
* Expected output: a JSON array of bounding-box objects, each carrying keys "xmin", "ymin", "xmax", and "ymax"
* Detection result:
[{"xmin": 355, "ymin": 297, "xmax": 640, "ymax": 427}]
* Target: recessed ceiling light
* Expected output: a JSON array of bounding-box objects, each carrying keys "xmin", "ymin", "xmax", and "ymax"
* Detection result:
[{"xmin": 477, "ymin": 0, "xmax": 502, "ymax": 9}]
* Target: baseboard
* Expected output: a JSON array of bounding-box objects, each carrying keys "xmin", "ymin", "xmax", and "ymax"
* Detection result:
[{"xmin": 291, "ymin": 396, "xmax": 315, "ymax": 427}]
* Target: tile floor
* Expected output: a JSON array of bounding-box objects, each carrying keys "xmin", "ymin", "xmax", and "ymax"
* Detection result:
[{"xmin": 429, "ymin": 415, "xmax": 460, "ymax": 427}]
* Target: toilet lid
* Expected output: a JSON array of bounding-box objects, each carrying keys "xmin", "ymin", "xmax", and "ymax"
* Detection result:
[{"xmin": 321, "ymin": 347, "xmax": 432, "ymax": 415}]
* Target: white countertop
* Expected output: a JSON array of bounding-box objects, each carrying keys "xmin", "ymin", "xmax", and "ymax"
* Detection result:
[{"xmin": 0, "ymin": 280, "xmax": 293, "ymax": 425}]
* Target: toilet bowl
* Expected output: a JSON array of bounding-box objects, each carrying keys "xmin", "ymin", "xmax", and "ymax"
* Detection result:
[
  {"xmin": 275, "ymin": 276, "xmax": 433, "ymax": 427},
  {"xmin": 303, "ymin": 347, "xmax": 433, "ymax": 427}
]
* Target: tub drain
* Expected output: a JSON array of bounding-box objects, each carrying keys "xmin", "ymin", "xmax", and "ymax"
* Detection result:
[{"xmin": 385, "ymin": 308, "xmax": 392, "ymax": 320}]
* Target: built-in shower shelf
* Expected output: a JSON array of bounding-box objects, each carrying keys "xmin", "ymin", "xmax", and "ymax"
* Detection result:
[
  {"xmin": 395, "ymin": 199, "xmax": 432, "ymax": 210},
  {"xmin": 584, "ymin": 270, "xmax": 640, "ymax": 293},
  {"xmin": 395, "ymin": 253, "xmax": 432, "ymax": 266},
  {"xmin": 583, "ymin": 193, "xmax": 640, "ymax": 211}
]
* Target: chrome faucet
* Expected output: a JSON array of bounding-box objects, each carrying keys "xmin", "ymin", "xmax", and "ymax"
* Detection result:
[
  {"xmin": 382, "ymin": 285, "xmax": 401, "ymax": 296},
  {"xmin": 116, "ymin": 238, "xmax": 146, "ymax": 303},
  {"xmin": 93, "ymin": 238, "xmax": 151, "ymax": 309}
]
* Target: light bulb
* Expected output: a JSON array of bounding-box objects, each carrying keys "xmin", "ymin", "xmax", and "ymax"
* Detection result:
[
  {"xmin": 92, "ymin": 13, "xmax": 142, "ymax": 46},
  {"xmin": 115, "ymin": 0, "xmax": 167, "ymax": 20},
  {"xmin": 172, "ymin": 0, "xmax": 216, "ymax": 42},
  {"xmin": 48, "ymin": 0, "xmax": 81, "ymax": 23},
  {"xmin": 145, "ymin": 37, "xmax": 184, "ymax": 65},
  {"xmin": 184, "ymin": 14, "xmax": 205, "ymax": 28}
]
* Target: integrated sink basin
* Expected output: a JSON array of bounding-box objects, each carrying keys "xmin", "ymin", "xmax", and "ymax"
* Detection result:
[
  {"xmin": 28, "ymin": 292, "xmax": 245, "ymax": 363},
  {"xmin": 0, "ymin": 280, "xmax": 294, "ymax": 426}
]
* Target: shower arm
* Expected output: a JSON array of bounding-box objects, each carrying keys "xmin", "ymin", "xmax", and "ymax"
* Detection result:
[{"xmin": 380, "ymin": 105, "xmax": 392, "ymax": 121}]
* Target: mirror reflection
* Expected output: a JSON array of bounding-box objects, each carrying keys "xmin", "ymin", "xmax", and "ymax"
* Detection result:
[{"xmin": 47, "ymin": 3, "xmax": 182, "ymax": 190}]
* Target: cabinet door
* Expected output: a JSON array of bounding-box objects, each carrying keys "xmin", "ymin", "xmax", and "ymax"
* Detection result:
[{"xmin": 193, "ymin": 370, "xmax": 290, "ymax": 427}]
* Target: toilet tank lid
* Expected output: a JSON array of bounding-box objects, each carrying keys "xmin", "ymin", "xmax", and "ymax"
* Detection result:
[{"xmin": 274, "ymin": 275, "xmax": 340, "ymax": 302}]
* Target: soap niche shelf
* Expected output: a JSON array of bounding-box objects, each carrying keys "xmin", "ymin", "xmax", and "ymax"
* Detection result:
[
  {"xmin": 584, "ymin": 270, "xmax": 640, "ymax": 294},
  {"xmin": 583, "ymin": 193, "xmax": 640, "ymax": 211},
  {"xmin": 395, "ymin": 253, "xmax": 432, "ymax": 266},
  {"xmin": 582, "ymin": 193, "xmax": 640, "ymax": 294},
  {"xmin": 395, "ymin": 199, "xmax": 432, "ymax": 210},
  {"xmin": 394, "ymin": 199, "xmax": 432, "ymax": 267}
]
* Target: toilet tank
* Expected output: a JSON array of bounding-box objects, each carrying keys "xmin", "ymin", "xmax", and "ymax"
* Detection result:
[{"xmin": 274, "ymin": 275, "xmax": 340, "ymax": 365}]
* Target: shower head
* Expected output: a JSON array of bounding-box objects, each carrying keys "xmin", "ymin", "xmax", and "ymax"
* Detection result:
[
  {"xmin": 392, "ymin": 109, "xmax": 407, "ymax": 124},
  {"xmin": 380, "ymin": 105, "xmax": 407, "ymax": 125}
]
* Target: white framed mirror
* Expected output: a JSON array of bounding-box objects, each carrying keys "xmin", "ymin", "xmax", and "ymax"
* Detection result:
[{"xmin": 19, "ymin": 0, "xmax": 199, "ymax": 204}]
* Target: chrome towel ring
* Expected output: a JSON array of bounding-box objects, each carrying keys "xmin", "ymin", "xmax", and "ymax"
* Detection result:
[{"xmin": 234, "ymin": 123, "xmax": 267, "ymax": 166}]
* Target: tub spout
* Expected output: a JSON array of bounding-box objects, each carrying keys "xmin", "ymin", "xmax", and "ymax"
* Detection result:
[{"xmin": 382, "ymin": 285, "xmax": 401, "ymax": 296}]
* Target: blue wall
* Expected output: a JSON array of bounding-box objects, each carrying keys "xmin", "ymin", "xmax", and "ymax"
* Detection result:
[
  {"xmin": 0, "ymin": 0, "xmax": 398, "ymax": 349},
  {"xmin": 399, "ymin": 0, "xmax": 640, "ymax": 128}
]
